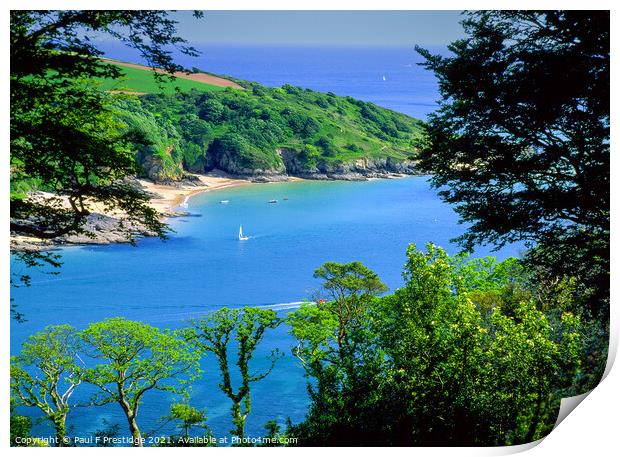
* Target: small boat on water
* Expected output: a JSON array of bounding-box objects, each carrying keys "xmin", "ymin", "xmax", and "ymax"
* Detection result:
[
  {"xmin": 268, "ymin": 199, "xmax": 278, "ymax": 203},
  {"xmin": 283, "ymin": 197, "xmax": 289, "ymax": 201},
  {"xmin": 238, "ymin": 225, "xmax": 249, "ymax": 241},
  {"xmin": 179, "ymin": 196, "xmax": 189, "ymax": 209},
  {"xmin": 220, "ymin": 200, "xmax": 230, "ymax": 204},
  {"xmin": 382, "ymin": 75, "xmax": 386, "ymax": 81}
]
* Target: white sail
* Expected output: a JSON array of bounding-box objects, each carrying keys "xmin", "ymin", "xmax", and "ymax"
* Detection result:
[{"xmin": 239, "ymin": 225, "xmax": 248, "ymax": 241}]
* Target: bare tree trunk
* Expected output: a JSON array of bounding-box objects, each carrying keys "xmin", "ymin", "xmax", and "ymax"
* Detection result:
[
  {"xmin": 127, "ymin": 413, "xmax": 143, "ymax": 447},
  {"xmin": 119, "ymin": 398, "xmax": 143, "ymax": 447}
]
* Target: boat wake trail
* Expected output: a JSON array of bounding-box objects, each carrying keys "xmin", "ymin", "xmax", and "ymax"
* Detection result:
[
  {"xmin": 258, "ymin": 301, "xmax": 308, "ymax": 311},
  {"xmin": 144, "ymin": 301, "xmax": 309, "ymax": 324}
]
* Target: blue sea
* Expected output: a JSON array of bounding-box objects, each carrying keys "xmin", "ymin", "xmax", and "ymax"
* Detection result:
[{"xmin": 11, "ymin": 45, "xmax": 521, "ymax": 443}]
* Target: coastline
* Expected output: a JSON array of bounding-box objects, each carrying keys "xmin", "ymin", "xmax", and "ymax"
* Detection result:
[
  {"xmin": 144, "ymin": 172, "xmax": 305, "ymax": 216},
  {"xmin": 10, "ymin": 171, "xmax": 255, "ymax": 252},
  {"xmin": 10, "ymin": 170, "xmax": 408, "ymax": 253},
  {"xmin": 140, "ymin": 170, "xmax": 253, "ymax": 215}
]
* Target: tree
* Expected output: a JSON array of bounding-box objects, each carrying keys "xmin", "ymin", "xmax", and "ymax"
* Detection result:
[
  {"xmin": 290, "ymin": 262, "xmax": 387, "ymax": 380},
  {"xmin": 288, "ymin": 245, "xmax": 583, "ymax": 446},
  {"xmin": 416, "ymin": 11, "xmax": 609, "ymax": 319},
  {"xmin": 310, "ymin": 261, "xmax": 387, "ymax": 358},
  {"xmin": 10, "ymin": 11, "xmax": 202, "ymax": 282},
  {"xmin": 166, "ymin": 402, "xmax": 212, "ymax": 443},
  {"xmin": 79, "ymin": 318, "xmax": 200, "ymax": 447},
  {"xmin": 481, "ymin": 302, "xmax": 581, "ymax": 444},
  {"xmin": 10, "ymin": 325, "xmax": 81, "ymax": 447},
  {"xmin": 373, "ymin": 244, "xmax": 582, "ymax": 445},
  {"xmin": 287, "ymin": 262, "xmax": 387, "ymax": 445},
  {"xmin": 260, "ymin": 419, "xmax": 288, "ymax": 447},
  {"xmin": 184, "ymin": 307, "xmax": 282, "ymax": 441}
]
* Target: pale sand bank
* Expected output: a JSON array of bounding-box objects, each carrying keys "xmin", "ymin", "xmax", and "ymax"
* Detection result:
[
  {"xmin": 11, "ymin": 171, "xmax": 307, "ymax": 251},
  {"xmin": 140, "ymin": 170, "xmax": 252, "ymax": 215},
  {"xmin": 10, "ymin": 171, "xmax": 254, "ymax": 251}
]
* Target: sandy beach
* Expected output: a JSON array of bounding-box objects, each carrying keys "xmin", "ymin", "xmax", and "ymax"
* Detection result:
[
  {"xmin": 10, "ymin": 171, "xmax": 254, "ymax": 251},
  {"xmin": 140, "ymin": 170, "xmax": 252, "ymax": 215}
]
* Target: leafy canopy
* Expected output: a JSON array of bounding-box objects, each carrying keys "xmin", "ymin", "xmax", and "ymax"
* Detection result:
[
  {"xmin": 289, "ymin": 244, "xmax": 583, "ymax": 446},
  {"xmin": 166, "ymin": 402, "xmax": 212, "ymax": 442},
  {"xmin": 79, "ymin": 317, "xmax": 200, "ymax": 446},
  {"xmin": 10, "ymin": 10, "xmax": 202, "ymax": 240},
  {"xmin": 416, "ymin": 11, "xmax": 609, "ymax": 318},
  {"xmin": 120, "ymin": 85, "xmax": 426, "ymax": 182},
  {"xmin": 80, "ymin": 318, "xmax": 200, "ymax": 404},
  {"xmin": 185, "ymin": 307, "xmax": 282, "ymax": 439},
  {"xmin": 10, "ymin": 325, "xmax": 81, "ymax": 445},
  {"xmin": 289, "ymin": 261, "xmax": 387, "ymax": 371}
]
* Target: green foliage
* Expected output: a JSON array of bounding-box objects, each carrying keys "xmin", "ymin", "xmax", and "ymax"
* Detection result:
[
  {"xmin": 416, "ymin": 11, "xmax": 609, "ymax": 321},
  {"xmin": 123, "ymin": 83, "xmax": 426, "ymax": 178},
  {"xmin": 159, "ymin": 402, "xmax": 215, "ymax": 446},
  {"xmin": 259, "ymin": 419, "xmax": 289, "ymax": 447},
  {"xmin": 376, "ymin": 244, "xmax": 582, "ymax": 445},
  {"xmin": 10, "ymin": 325, "xmax": 81, "ymax": 446},
  {"xmin": 116, "ymin": 99, "xmax": 185, "ymax": 180},
  {"xmin": 80, "ymin": 318, "xmax": 200, "ymax": 447},
  {"xmin": 10, "ymin": 11, "xmax": 199, "ymax": 241},
  {"xmin": 289, "ymin": 261, "xmax": 387, "ymax": 372},
  {"xmin": 297, "ymin": 144, "xmax": 322, "ymax": 169},
  {"xmin": 10, "ymin": 413, "xmax": 34, "ymax": 447},
  {"xmin": 9, "ymin": 247, "xmax": 593, "ymax": 447},
  {"xmin": 287, "ymin": 261, "xmax": 389, "ymax": 445},
  {"xmin": 10, "ymin": 399, "xmax": 38, "ymax": 447},
  {"xmin": 10, "ymin": 11, "xmax": 203, "ymax": 295},
  {"xmin": 289, "ymin": 244, "xmax": 584, "ymax": 446},
  {"xmin": 169, "ymin": 403, "xmax": 210, "ymax": 437},
  {"xmin": 185, "ymin": 307, "xmax": 282, "ymax": 440},
  {"xmin": 210, "ymin": 133, "xmax": 283, "ymax": 171}
]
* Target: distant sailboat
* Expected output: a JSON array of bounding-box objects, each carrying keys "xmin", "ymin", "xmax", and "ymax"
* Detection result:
[
  {"xmin": 238, "ymin": 225, "xmax": 249, "ymax": 241},
  {"xmin": 179, "ymin": 196, "xmax": 189, "ymax": 208},
  {"xmin": 382, "ymin": 75, "xmax": 386, "ymax": 81}
]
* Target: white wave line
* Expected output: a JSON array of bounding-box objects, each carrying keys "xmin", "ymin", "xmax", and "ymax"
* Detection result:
[{"xmin": 142, "ymin": 301, "xmax": 312, "ymax": 323}]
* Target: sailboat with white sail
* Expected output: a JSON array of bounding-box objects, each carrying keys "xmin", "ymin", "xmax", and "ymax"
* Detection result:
[{"xmin": 238, "ymin": 225, "xmax": 249, "ymax": 241}]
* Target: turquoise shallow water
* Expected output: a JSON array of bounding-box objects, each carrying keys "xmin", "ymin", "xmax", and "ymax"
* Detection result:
[{"xmin": 10, "ymin": 177, "xmax": 522, "ymax": 442}]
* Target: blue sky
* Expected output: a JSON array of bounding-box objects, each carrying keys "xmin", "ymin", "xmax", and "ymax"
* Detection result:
[{"xmin": 169, "ymin": 11, "xmax": 466, "ymax": 46}]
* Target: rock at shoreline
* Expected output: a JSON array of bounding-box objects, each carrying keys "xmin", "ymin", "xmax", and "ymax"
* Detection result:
[
  {"xmin": 197, "ymin": 149, "xmax": 421, "ymax": 183},
  {"xmin": 11, "ymin": 212, "xmax": 156, "ymax": 253},
  {"xmin": 222, "ymin": 150, "xmax": 422, "ymax": 182},
  {"xmin": 10, "ymin": 167, "xmax": 419, "ymax": 253}
]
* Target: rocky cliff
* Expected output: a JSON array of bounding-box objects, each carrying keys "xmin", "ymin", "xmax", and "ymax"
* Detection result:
[
  {"xmin": 140, "ymin": 147, "xmax": 420, "ymax": 183},
  {"xmin": 277, "ymin": 148, "xmax": 419, "ymax": 181}
]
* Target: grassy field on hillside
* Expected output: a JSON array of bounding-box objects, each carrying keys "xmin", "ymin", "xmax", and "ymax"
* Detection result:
[{"xmin": 96, "ymin": 64, "xmax": 227, "ymax": 94}]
